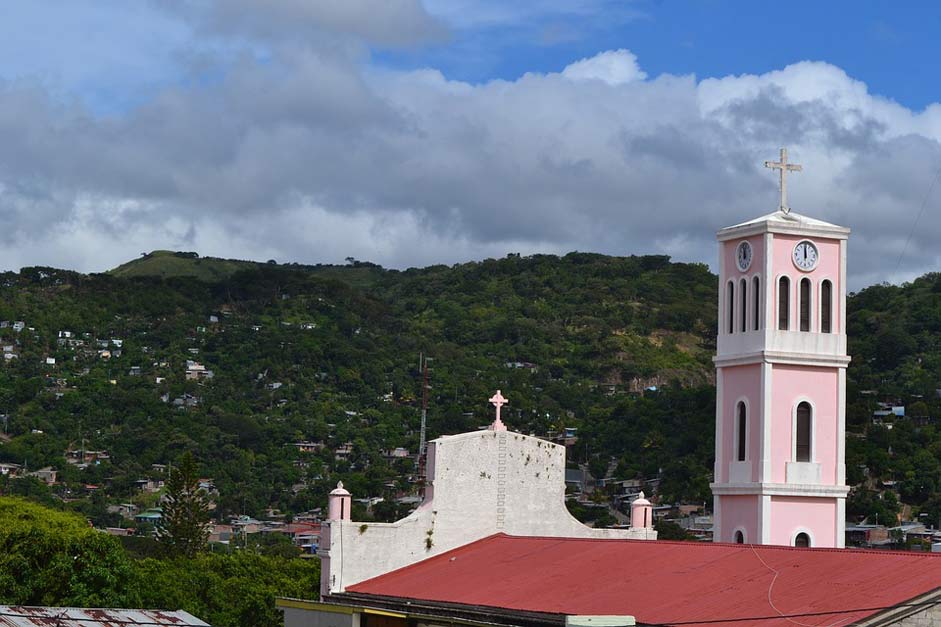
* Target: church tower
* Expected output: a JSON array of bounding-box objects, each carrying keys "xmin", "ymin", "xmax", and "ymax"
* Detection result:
[{"xmin": 711, "ymin": 149, "xmax": 850, "ymax": 548}]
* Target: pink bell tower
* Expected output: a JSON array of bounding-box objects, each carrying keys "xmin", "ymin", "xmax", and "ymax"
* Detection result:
[{"xmin": 711, "ymin": 149, "xmax": 850, "ymax": 548}]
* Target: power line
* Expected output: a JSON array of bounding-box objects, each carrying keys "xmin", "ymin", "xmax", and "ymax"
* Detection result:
[{"xmin": 895, "ymin": 163, "xmax": 941, "ymax": 277}]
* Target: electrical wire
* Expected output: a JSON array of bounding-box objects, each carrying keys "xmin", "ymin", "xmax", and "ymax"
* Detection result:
[
  {"xmin": 894, "ymin": 163, "xmax": 941, "ymax": 276},
  {"xmin": 748, "ymin": 545, "xmax": 851, "ymax": 627}
]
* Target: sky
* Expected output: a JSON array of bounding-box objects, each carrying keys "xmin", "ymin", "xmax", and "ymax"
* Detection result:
[{"xmin": 1, "ymin": 1, "xmax": 940, "ymax": 289}]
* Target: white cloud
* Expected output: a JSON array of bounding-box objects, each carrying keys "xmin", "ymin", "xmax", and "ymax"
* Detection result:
[
  {"xmin": 0, "ymin": 8, "xmax": 940, "ymax": 290},
  {"xmin": 561, "ymin": 49, "xmax": 647, "ymax": 85}
]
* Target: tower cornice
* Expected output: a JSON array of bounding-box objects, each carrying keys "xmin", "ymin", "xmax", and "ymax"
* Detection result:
[
  {"xmin": 717, "ymin": 211, "xmax": 850, "ymax": 242},
  {"xmin": 711, "ymin": 482, "xmax": 850, "ymax": 498},
  {"xmin": 714, "ymin": 351, "xmax": 851, "ymax": 368}
]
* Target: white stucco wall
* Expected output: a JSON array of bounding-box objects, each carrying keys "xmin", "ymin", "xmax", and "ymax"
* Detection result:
[{"xmin": 321, "ymin": 429, "xmax": 655, "ymax": 594}]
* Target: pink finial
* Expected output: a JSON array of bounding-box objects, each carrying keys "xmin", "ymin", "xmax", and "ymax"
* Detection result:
[{"xmin": 489, "ymin": 390, "xmax": 508, "ymax": 431}]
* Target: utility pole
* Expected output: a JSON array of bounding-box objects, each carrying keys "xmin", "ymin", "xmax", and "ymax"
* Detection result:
[{"xmin": 416, "ymin": 353, "xmax": 432, "ymax": 481}]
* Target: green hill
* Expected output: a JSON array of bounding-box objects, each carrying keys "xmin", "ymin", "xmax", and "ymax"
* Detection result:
[
  {"xmin": 109, "ymin": 251, "xmax": 258, "ymax": 281},
  {"xmin": 109, "ymin": 250, "xmax": 386, "ymax": 289}
]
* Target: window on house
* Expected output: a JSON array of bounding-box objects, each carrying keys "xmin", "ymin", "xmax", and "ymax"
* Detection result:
[
  {"xmin": 821, "ymin": 280, "xmax": 832, "ymax": 333},
  {"xmin": 796, "ymin": 401, "xmax": 812, "ymax": 462},
  {"xmin": 794, "ymin": 532, "xmax": 811, "ymax": 548},
  {"xmin": 778, "ymin": 277, "xmax": 790, "ymax": 330},
  {"xmin": 753, "ymin": 276, "xmax": 761, "ymax": 331},
  {"xmin": 734, "ymin": 530, "xmax": 744, "ymax": 544},
  {"xmin": 737, "ymin": 401, "xmax": 747, "ymax": 462},
  {"xmin": 800, "ymin": 278, "xmax": 811, "ymax": 332},
  {"xmin": 740, "ymin": 278, "xmax": 747, "ymax": 332},
  {"xmin": 728, "ymin": 281, "xmax": 735, "ymax": 334}
]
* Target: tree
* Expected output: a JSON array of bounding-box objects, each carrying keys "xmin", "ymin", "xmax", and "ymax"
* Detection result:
[
  {"xmin": 157, "ymin": 452, "xmax": 210, "ymax": 558},
  {"xmin": 654, "ymin": 519, "xmax": 691, "ymax": 541}
]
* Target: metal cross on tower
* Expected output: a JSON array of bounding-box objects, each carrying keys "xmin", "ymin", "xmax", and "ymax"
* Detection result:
[{"xmin": 764, "ymin": 147, "xmax": 802, "ymax": 214}]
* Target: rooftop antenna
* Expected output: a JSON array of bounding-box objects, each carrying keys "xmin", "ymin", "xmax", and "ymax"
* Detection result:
[{"xmin": 416, "ymin": 353, "xmax": 432, "ymax": 477}]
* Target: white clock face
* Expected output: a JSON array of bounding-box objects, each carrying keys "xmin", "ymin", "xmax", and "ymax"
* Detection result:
[
  {"xmin": 736, "ymin": 241, "xmax": 752, "ymax": 272},
  {"xmin": 792, "ymin": 240, "xmax": 819, "ymax": 271}
]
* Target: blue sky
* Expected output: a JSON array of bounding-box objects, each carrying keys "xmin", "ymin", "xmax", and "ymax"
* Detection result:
[
  {"xmin": 0, "ymin": 1, "xmax": 939, "ymax": 288},
  {"xmin": 4, "ymin": 1, "xmax": 938, "ymax": 115},
  {"xmin": 396, "ymin": 1, "xmax": 939, "ymax": 110}
]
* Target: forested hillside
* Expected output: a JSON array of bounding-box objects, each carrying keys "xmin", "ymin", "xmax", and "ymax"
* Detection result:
[
  {"xmin": 1, "ymin": 251, "xmax": 941, "ymax": 533},
  {"xmin": 845, "ymin": 273, "xmax": 941, "ymax": 525},
  {"xmin": 0, "ymin": 252, "xmax": 719, "ymax": 524}
]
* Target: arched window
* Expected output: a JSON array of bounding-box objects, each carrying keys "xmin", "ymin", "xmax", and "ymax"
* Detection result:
[
  {"xmin": 734, "ymin": 530, "xmax": 745, "ymax": 544},
  {"xmin": 794, "ymin": 532, "xmax": 811, "ymax": 548},
  {"xmin": 737, "ymin": 401, "xmax": 747, "ymax": 462},
  {"xmin": 753, "ymin": 276, "xmax": 761, "ymax": 331},
  {"xmin": 728, "ymin": 281, "xmax": 735, "ymax": 334},
  {"xmin": 778, "ymin": 276, "xmax": 790, "ymax": 330},
  {"xmin": 796, "ymin": 401, "xmax": 812, "ymax": 462},
  {"xmin": 821, "ymin": 280, "xmax": 832, "ymax": 333},
  {"xmin": 800, "ymin": 278, "xmax": 811, "ymax": 332},
  {"xmin": 740, "ymin": 278, "xmax": 747, "ymax": 332}
]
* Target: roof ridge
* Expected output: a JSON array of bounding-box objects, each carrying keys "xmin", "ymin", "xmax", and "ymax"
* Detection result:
[{"xmin": 494, "ymin": 533, "xmax": 941, "ymax": 557}]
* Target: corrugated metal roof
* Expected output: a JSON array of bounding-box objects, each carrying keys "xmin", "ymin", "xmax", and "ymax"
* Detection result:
[
  {"xmin": 347, "ymin": 534, "xmax": 941, "ymax": 627},
  {"xmin": 0, "ymin": 607, "xmax": 209, "ymax": 627}
]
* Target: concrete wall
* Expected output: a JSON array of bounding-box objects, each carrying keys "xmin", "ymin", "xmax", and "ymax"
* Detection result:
[
  {"xmin": 321, "ymin": 429, "xmax": 655, "ymax": 594},
  {"xmin": 893, "ymin": 604, "xmax": 941, "ymax": 627},
  {"xmin": 282, "ymin": 607, "xmax": 358, "ymax": 627}
]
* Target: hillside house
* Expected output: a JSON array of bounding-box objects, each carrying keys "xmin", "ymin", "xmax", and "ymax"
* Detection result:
[
  {"xmin": 135, "ymin": 478, "xmax": 165, "ymax": 493},
  {"xmin": 66, "ymin": 449, "xmax": 110, "ymax": 466},
  {"xmin": 290, "ymin": 442, "xmax": 324, "ymax": 454},
  {"xmin": 171, "ymin": 393, "xmax": 200, "ymax": 408},
  {"xmin": 334, "ymin": 443, "xmax": 354, "ymax": 460},
  {"xmin": 185, "ymin": 361, "xmax": 214, "ymax": 380},
  {"xmin": 29, "ymin": 467, "xmax": 57, "ymax": 485},
  {"xmin": 12, "ymin": 321, "xmax": 25, "ymax": 332},
  {"xmin": 382, "ymin": 447, "xmax": 410, "ymax": 459},
  {"xmin": 134, "ymin": 508, "xmax": 163, "ymax": 525},
  {"xmin": 209, "ymin": 523, "xmax": 234, "ymax": 544},
  {"xmin": 107, "ymin": 503, "xmax": 139, "ymax": 518},
  {"xmin": 0, "ymin": 462, "xmax": 22, "ymax": 477},
  {"xmin": 264, "ymin": 522, "xmax": 321, "ymax": 552}
]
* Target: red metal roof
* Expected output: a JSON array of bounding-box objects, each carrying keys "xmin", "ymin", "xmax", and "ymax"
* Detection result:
[{"xmin": 347, "ymin": 534, "xmax": 941, "ymax": 626}]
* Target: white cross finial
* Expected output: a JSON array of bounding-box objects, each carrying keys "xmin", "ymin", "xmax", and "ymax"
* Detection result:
[
  {"xmin": 764, "ymin": 147, "xmax": 802, "ymax": 214},
  {"xmin": 489, "ymin": 390, "xmax": 508, "ymax": 431}
]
